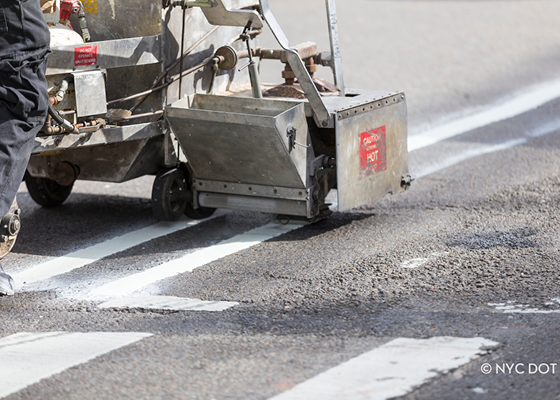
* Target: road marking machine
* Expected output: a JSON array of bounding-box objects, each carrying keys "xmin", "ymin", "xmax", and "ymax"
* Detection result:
[{"xmin": 29, "ymin": 0, "xmax": 410, "ymax": 222}]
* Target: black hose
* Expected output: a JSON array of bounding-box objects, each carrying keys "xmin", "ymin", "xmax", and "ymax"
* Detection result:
[
  {"xmin": 48, "ymin": 104, "xmax": 78, "ymax": 134},
  {"xmin": 77, "ymin": 1, "xmax": 90, "ymax": 42}
]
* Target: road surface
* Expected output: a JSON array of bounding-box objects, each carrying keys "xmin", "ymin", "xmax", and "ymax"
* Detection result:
[{"xmin": 1, "ymin": 1, "xmax": 560, "ymax": 399}]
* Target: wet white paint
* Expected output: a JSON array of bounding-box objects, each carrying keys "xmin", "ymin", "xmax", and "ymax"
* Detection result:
[
  {"xmin": 268, "ymin": 336, "xmax": 498, "ymax": 400},
  {"xmin": 400, "ymin": 258, "xmax": 429, "ymax": 269},
  {"xmin": 408, "ymin": 79, "xmax": 560, "ymax": 151},
  {"xmin": 98, "ymin": 295, "xmax": 238, "ymax": 311},
  {"xmin": 87, "ymin": 221, "xmax": 306, "ymax": 299},
  {"xmin": 0, "ymin": 332, "xmax": 151, "ymax": 398},
  {"xmin": 13, "ymin": 215, "xmax": 219, "ymax": 290}
]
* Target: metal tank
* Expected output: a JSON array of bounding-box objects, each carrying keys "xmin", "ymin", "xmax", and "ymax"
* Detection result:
[{"xmin": 27, "ymin": 0, "xmax": 410, "ymax": 221}]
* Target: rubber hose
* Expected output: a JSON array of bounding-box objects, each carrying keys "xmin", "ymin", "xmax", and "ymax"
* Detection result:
[{"xmin": 48, "ymin": 104, "xmax": 78, "ymax": 134}]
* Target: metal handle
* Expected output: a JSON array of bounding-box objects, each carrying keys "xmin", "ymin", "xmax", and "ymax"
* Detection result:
[
  {"xmin": 259, "ymin": 0, "xmax": 334, "ymax": 128},
  {"xmin": 326, "ymin": 0, "xmax": 345, "ymax": 96}
]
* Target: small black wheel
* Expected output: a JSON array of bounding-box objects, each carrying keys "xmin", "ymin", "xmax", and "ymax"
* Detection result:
[
  {"xmin": 184, "ymin": 203, "xmax": 216, "ymax": 220},
  {"xmin": 24, "ymin": 172, "xmax": 73, "ymax": 207},
  {"xmin": 152, "ymin": 168, "xmax": 187, "ymax": 221}
]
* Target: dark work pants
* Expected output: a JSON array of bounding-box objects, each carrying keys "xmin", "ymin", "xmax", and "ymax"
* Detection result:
[{"xmin": 0, "ymin": 0, "xmax": 50, "ymax": 217}]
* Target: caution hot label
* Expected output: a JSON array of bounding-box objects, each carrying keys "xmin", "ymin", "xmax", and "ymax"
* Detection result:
[
  {"xmin": 74, "ymin": 46, "xmax": 97, "ymax": 66},
  {"xmin": 359, "ymin": 126, "xmax": 387, "ymax": 178}
]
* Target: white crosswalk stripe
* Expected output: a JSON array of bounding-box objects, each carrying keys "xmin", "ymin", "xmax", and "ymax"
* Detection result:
[
  {"xmin": 9, "ymin": 218, "xmax": 304, "ymax": 312},
  {"xmin": 13, "ymin": 214, "xmax": 220, "ymax": 290},
  {"xmin": 87, "ymin": 221, "xmax": 306, "ymax": 300},
  {"xmin": 268, "ymin": 337, "xmax": 498, "ymax": 400},
  {"xmin": 0, "ymin": 332, "xmax": 151, "ymax": 399},
  {"xmin": 10, "ymin": 87, "xmax": 560, "ymax": 313}
]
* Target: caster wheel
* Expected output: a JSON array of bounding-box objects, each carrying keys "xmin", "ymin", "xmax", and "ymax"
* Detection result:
[
  {"xmin": 184, "ymin": 203, "xmax": 216, "ymax": 220},
  {"xmin": 152, "ymin": 168, "xmax": 187, "ymax": 221},
  {"xmin": 24, "ymin": 172, "xmax": 73, "ymax": 208},
  {"xmin": 0, "ymin": 198, "xmax": 20, "ymax": 260}
]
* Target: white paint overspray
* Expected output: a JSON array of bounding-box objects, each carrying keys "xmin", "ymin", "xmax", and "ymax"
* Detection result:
[
  {"xmin": 108, "ymin": 0, "xmax": 116, "ymax": 19},
  {"xmin": 98, "ymin": 295, "xmax": 238, "ymax": 311},
  {"xmin": 489, "ymin": 301, "xmax": 560, "ymax": 314},
  {"xmin": 400, "ymin": 258, "xmax": 430, "ymax": 269}
]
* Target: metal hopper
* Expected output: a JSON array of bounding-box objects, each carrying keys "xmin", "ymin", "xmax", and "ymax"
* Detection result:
[{"xmin": 167, "ymin": 94, "xmax": 318, "ymax": 217}]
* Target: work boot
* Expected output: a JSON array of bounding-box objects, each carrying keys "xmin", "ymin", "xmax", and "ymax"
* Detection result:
[
  {"xmin": 0, "ymin": 198, "xmax": 21, "ymax": 260},
  {"xmin": 0, "ymin": 265, "xmax": 14, "ymax": 296}
]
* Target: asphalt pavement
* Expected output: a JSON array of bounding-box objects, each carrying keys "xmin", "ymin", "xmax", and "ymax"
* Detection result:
[{"xmin": 2, "ymin": 1, "xmax": 560, "ymax": 399}]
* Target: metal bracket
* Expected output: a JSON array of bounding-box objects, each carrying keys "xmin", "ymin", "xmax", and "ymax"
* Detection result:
[
  {"xmin": 259, "ymin": 0, "xmax": 334, "ymax": 128},
  {"xmin": 185, "ymin": 0, "xmax": 215, "ymax": 7}
]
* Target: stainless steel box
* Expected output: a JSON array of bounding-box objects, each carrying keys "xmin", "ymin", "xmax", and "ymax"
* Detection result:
[{"xmin": 328, "ymin": 92, "xmax": 409, "ymax": 211}]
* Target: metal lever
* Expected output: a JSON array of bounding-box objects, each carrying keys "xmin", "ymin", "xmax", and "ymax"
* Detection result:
[
  {"xmin": 240, "ymin": 22, "xmax": 263, "ymax": 99},
  {"xmin": 326, "ymin": 0, "xmax": 345, "ymax": 96},
  {"xmin": 259, "ymin": 0, "xmax": 333, "ymax": 128}
]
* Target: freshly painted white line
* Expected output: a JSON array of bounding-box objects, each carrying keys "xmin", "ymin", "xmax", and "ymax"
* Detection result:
[
  {"xmin": 526, "ymin": 118, "xmax": 560, "ymax": 138},
  {"xmin": 0, "ymin": 332, "xmax": 151, "ymax": 399},
  {"xmin": 414, "ymin": 138, "xmax": 527, "ymax": 179},
  {"xmin": 13, "ymin": 215, "xmax": 220, "ymax": 290},
  {"xmin": 98, "ymin": 295, "xmax": 238, "ymax": 311},
  {"xmin": 400, "ymin": 258, "xmax": 429, "ymax": 269},
  {"xmin": 414, "ymin": 116, "xmax": 560, "ymax": 179},
  {"xmin": 408, "ymin": 79, "xmax": 560, "ymax": 151},
  {"xmin": 88, "ymin": 221, "xmax": 306, "ymax": 299},
  {"xmin": 269, "ymin": 336, "xmax": 498, "ymax": 400}
]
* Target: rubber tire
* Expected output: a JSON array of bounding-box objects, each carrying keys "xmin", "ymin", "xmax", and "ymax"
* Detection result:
[
  {"xmin": 151, "ymin": 168, "xmax": 188, "ymax": 221},
  {"xmin": 24, "ymin": 172, "xmax": 73, "ymax": 208},
  {"xmin": 184, "ymin": 203, "xmax": 216, "ymax": 220}
]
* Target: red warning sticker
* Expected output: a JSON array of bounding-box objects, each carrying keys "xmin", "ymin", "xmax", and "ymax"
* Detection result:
[
  {"xmin": 74, "ymin": 46, "xmax": 98, "ymax": 66},
  {"xmin": 359, "ymin": 126, "xmax": 387, "ymax": 179}
]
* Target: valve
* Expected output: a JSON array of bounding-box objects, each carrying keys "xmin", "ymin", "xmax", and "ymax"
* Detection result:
[{"xmin": 60, "ymin": 0, "xmax": 91, "ymax": 42}]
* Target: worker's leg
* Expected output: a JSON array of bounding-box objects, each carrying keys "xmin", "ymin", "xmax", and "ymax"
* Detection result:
[
  {"xmin": 0, "ymin": 53, "xmax": 49, "ymax": 218},
  {"xmin": 0, "ymin": 0, "xmax": 50, "ymax": 218},
  {"xmin": 0, "ymin": 1, "xmax": 50, "ymax": 292}
]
